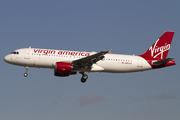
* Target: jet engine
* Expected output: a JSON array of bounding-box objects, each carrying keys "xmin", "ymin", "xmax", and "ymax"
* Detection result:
[{"xmin": 54, "ymin": 62, "xmax": 76, "ymax": 77}]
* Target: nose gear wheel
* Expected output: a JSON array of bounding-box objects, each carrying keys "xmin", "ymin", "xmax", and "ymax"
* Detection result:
[{"xmin": 24, "ymin": 67, "xmax": 29, "ymax": 77}]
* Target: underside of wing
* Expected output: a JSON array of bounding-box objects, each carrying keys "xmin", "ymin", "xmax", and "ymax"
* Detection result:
[{"xmin": 72, "ymin": 50, "xmax": 108, "ymax": 71}]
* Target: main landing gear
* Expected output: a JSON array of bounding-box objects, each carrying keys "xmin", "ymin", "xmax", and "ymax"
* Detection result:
[
  {"xmin": 24, "ymin": 67, "xmax": 29, "ymax": 77},
  {"xmin": 80, "ymin": 72, "xmax": 88, "ymax": 83}
]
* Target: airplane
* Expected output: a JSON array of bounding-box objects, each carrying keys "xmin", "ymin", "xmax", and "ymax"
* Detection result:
[{"xmin": 4, "ymin": 31, "xmax": 176, "ymax": 83}]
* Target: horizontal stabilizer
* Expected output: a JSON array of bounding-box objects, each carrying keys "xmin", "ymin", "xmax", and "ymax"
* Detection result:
[{"xmin": 152, "ymin": 58, "xmax": 174, "ymax": 66}]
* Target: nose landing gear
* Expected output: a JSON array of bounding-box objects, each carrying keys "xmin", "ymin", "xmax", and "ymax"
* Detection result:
[{"xmin": 24, "ymin": 67, "xmax": 29, "ymax": 77}]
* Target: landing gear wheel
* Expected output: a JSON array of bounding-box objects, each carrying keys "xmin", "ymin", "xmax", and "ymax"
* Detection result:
[
  {"xmin": 24, "ymin": 73, "xmax": 28, "ymax": 77},
  {"xmin": 81, "ymin": 78, "xmax": 86, "ymax": 83},
  {"xmin": 81, "ymin": 74, "xmax": 88, "ymax": 83},
  {"xmin": 24, "ymin": 67, "xmax": 29, "ymax": 77}
]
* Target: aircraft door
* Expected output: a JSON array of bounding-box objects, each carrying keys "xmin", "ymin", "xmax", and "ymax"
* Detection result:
[{"xmin": 24, "ymin": 47, "xmax": 30, "ymax": 59}]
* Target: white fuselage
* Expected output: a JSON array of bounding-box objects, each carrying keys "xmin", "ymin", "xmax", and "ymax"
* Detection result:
[{"xmin": 4, "ymin": 48, "xmax": 152, "ymax": 73}]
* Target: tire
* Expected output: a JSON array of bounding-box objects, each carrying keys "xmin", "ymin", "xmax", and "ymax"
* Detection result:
[
  {"xmin": 24, "ymin": 73, "xmax": 28, "ymax": 77},
  {"xmin": 81, "ymin": 78, "xmax": 86, "ymax": 83},
  {"xmin": 81, "ymin": 74, "xmax": 88, "ymax": 83}
]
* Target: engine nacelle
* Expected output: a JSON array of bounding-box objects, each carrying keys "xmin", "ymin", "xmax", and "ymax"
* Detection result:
[
  {"xmin": 54, "ymin": 70, "xmax": 70, "ymax": 77},
  {"xmin": 54, "ymin": 62, "xmax": 72, "ymax": 77},
  {"xmin": 56, "ymin": 62, "xmax": 72, "ymax": 72}
]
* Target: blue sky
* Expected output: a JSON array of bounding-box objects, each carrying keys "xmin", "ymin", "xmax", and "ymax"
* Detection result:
[{"xmin": 1, "ymin": 0, "xmax": 180, "ymax": 120}]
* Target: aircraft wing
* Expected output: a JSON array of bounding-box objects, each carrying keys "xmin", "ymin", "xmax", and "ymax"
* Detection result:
[{"xmin": 72, "ymin": 50, "xmax": 109, "ymax": 70}]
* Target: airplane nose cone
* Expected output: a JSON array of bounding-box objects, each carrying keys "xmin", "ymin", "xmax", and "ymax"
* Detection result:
[
  {"xmin": 4, "ymin": 55, "xmax": 8, "ymax": 62},
  {"xmin": 4, "ymin": 55, "xmax": 11, "ymax": 63}
]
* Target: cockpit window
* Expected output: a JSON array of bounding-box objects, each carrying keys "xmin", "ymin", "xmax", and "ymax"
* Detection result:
[{"xmin": 11, "ymin": 52, "xmax": 19, "ymax": 54}]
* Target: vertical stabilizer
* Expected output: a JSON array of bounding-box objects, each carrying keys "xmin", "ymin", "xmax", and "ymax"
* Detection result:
[{"xmin": 140, "ymin": 31, "xmax": 174, "ymax": 60}]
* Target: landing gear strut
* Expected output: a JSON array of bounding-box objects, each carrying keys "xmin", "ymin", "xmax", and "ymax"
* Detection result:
[
  {"xmin": 24, "ymin": 67, "xmax": 29, "ymax": 77},
  {"xmin": 80, "ymin": 72, "xmax": 88, "ymax": 83}
]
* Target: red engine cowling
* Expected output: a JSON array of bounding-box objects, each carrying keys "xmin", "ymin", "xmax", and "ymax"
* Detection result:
[{"xmin": 54, "ymin": 62, "xmax": 72, "ymax": 77}]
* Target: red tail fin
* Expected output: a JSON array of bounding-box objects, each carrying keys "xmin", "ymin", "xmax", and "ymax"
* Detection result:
[{"xmin": 140, "ymin": 31, "xmax": 175, "ymax": 60}]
